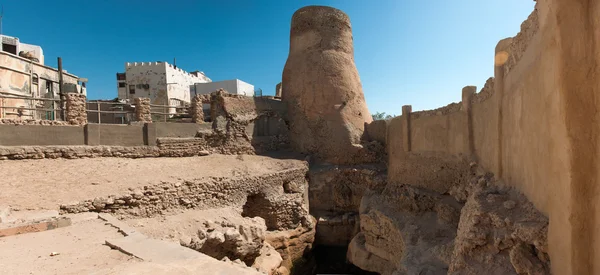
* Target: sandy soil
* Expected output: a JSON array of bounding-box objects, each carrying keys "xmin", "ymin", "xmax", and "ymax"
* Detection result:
[
  {"xmin": 0, "ymin": 155, "xmax": 305, "ymax": 210},
  {"xmin": 0, "ymin": 218, "xmax": 139, "ymax": 275}
]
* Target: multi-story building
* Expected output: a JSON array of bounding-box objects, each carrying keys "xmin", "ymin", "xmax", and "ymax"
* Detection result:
[
  {"xmin": 0, "ymin": 34, "xmax": 86, "ymax": 120},
  {"xmin": 193, "ymin": 79, "xmax": 255, "ymax": 97},
  {"xmin": 116, "ymin": 62, "xmax": 211, "ymax": 112}
]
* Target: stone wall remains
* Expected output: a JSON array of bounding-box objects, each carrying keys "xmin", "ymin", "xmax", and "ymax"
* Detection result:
[
  {"xmin": 65, "ymin": 93, "xmax": 87, "ymax": 125},
  {"xmin": 135, "ymin": 98, "xmax": 152, "ymax": 122}
]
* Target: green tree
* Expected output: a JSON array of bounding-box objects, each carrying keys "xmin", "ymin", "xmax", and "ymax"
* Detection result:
[{"xmin": 372, "ymin": 112, "xmax": 394, "ymax": 121}]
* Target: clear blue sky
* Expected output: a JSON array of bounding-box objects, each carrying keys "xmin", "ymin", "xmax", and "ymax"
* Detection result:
[{"xmin": 5, "ymin": 0, "xmax": 534, "ymax": 115}]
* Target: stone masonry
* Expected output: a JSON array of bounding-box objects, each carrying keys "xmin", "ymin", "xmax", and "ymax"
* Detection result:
[
  {"xmin": 135, "ymin": 98, "xmax": 152, "ymax": 122},
  {"xmin": 65, "ymin": 93, "xmax": 87, "ymax": 125}
]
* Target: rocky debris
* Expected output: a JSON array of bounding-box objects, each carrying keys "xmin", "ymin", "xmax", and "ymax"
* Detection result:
[
  {"xmin": 0, "ymin": 145, "xmax": 160, "ymax": 160},
  {"xmin": 0, "ymin": 118, "xmax": 71, "ymax": 126},
  {"xmin": 309, "ymin": 164, "xmax": 387, "ymax": 214},
  {"xmin": 157, "ymin": 90, "xmax": 290, "ymax": 157},
  {"xmin": 348, "ymin": 161, "xmax": 550, "ymax": 275},
  {"xmin": 242, "ymin": 192, "xmax": 310, "ymax": 231},
  {"xmin": 265, "ymin": 216, "xmax": 316, "ymax": 272},
  {"xmin": 252, "ymin": 243, "xmax": 284, "ymax": 275},
  {"xmin": 65, "ymin": 93, "xmax": 87, "ymax": 125},
  {"xmin": 18, "ymin": 51, "xmax": 40, "ymax": 62},
  {"xmin": 282, "ymin": 6, "xmax": 375, "ymax": 165},
  {"xmin": 181, "ymin": 217, "xmax": 268, "ymax": 266},
  {"xmin": 448, "ymin": 175, "xmax": 550, "ymax": 274}
]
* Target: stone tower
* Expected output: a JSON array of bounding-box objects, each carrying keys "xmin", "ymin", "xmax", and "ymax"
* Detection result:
[{"xmin": 282, "ymin": 6, "xmax": 373, "ymax": 164}]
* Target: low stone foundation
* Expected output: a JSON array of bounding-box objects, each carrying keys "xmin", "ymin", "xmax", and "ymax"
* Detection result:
[
  {"xmin": 0, "ymin": 145, "xmax": 160, "ymax": 160},
  {"xmin": 0, "ymin": 119, "xmax": 71, "ymax": 126}
]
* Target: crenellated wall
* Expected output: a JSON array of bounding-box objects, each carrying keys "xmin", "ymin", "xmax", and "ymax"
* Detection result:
[{"xmin": 383, "ymin": 1, "xmax": 600, "ymax": 274}]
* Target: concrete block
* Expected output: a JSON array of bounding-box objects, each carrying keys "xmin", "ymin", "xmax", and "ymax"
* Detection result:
[{"xmin": 0, "ymin": 206, "xmax": 10, "ymax": 223}]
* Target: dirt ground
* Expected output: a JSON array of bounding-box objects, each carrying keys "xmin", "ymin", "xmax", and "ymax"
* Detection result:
[
  {"xmin": 0, "ymin": 217, "xmax": 139, "ymax": 275},
  {"xmin": 0, "ymin": 155, "xmax": 305, "ymax": 210}
]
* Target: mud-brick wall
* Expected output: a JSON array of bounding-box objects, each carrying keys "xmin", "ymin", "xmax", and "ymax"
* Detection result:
[
  {"xmin": 385, "ymin": 2, "xmax": 600, "ymax": 274},
  {"xmin": 410, "ymin": 104, "xmax": 468, "ymax": 155},
  {"xmin": 471, "ymin": 78, "xmax": 498, "ymax": 175}
]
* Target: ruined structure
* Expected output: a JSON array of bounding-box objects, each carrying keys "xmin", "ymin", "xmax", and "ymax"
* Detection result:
[
  {"xmin": 4, "ymin": 1, "xmax": 600, "ymax": 275},
  {"xmin": 282, "ymin": 6, "xmax": 374, "ymax": 165}
]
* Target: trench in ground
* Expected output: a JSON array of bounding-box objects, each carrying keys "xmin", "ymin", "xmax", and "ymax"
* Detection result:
[{"xmin": 290, "ymin": 245, "xmax": 378, "ymax": 275}]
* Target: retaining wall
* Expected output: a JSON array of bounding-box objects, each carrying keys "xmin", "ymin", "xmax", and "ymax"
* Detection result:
[{"xmin": 0, "ymin": 124, "xmax": 85, "ymax": 146}]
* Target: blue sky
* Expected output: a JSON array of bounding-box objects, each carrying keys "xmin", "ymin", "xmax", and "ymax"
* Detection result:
[{"xmin": 5, "ymin": 0, "xmax": 534, "ymax": 115}]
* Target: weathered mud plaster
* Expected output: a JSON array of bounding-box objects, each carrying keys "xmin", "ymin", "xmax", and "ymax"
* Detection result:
[{"xmin": 282, "ymin": 6, "xmax": 376, "ymax": 165}]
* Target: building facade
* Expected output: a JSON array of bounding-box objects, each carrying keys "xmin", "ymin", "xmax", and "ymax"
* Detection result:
[
  {"xmin": 0, "ymin": 34, "xmax": 86, "ymax": 120},
  {"xmin": 193, "ymin": 79, "xmax": 255, "ymax": 97},
  {"xmin": 117, "ymin": 62, "xmax": 211, "ymax": 111}
]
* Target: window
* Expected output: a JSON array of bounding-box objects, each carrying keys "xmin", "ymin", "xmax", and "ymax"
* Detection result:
[
  {"xmin": 46, "ymin": 81, "xmax": 53, "ymax": 95},
  {"xmin": 129, "ymin": 85, "xmax": 135, "ymax": 94},
  {"xmin": 116, "ymin": 73, "xmax": 126, "ymax": 81},
  {"xmin": 2, "ymin": 43, "xmax": 16, "ymax": 55},
  {"xmin": 32, "ymin": 74, "xmax": 39, "ymax": 85},
  {"xmin": 118, "ymin": 82, "xmax": 126, "ymax": 88}
]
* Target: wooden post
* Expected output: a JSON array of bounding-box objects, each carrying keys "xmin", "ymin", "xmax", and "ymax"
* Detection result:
[
  {"xmin": 58, "ymin": 57, "xmax": 65, "ymax": 121},
  {"xmin": 97, "ymin": 102, "xmax": 101, "ymax": 124}
]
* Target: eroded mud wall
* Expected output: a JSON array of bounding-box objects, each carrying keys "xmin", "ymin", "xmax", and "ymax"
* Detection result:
[{"xmin": 385, "ymin": 1, "xmax": 600, "ymax": 273}]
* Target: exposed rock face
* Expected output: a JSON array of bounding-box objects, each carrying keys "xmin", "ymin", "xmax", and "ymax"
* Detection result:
[
  {"xmin": 265, "ymin": 218, "xmax": 316, "ymax": 272},
  {"xmin": 347, "ymin": 159, "xmax": 550, "ymax": 275},
  {"xmin": 282, "ymin": 6, "xmax": 374, "ymax": 165},
  {"xmin": 448, "ymin": 179, "xmax": 550, "ymax": 275}
]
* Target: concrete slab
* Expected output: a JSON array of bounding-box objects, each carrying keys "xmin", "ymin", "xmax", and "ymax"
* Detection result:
[
  {"xmin": 2, "ymin": 209, "xmax": 59, "ymax": 225},
  {"xmin": 63, "ymin": 212, "xmax": 99, "ymax": 224},
  {"xmin": 98, "ymin": 213, "xmax": 139, "ymax": 237},
  {"xmin": 105, "ymin": 235, "xmax": 201, "ymax": 264},
  {"xmin": 0, "ymin": 216, "xmax": 71, "ymax": 238}
]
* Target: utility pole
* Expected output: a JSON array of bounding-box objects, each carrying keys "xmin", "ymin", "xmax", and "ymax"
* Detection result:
[
  {"xmin": 0, "ymin": 5, "xmax": 4, "ymax": 35},
  {"xmin": 58, "ymin": 57, "xmax": 65, "ymax": 120}
]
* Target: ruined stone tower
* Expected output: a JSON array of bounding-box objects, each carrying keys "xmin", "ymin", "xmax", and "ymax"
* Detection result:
[{"xmin": 282, "ymin": 6, "xmax": 373, "ymax": 164}]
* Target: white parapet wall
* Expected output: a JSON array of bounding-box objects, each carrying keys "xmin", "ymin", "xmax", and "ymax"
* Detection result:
[{"xmin": 193, "ymin": 79, "xmax": 255, "ymax": 97}]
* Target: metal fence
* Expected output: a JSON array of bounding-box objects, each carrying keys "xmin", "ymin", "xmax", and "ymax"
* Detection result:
[
  {"xmin": 86, "ymin": 100, "xmax": 135, "ymax": 124},
  {"xmin": 0, "ymin": 93, "xmax": 62, "ymax": 120},
  {"xmin": 149, "ymin": 103, "xmax": 191, "ymax": 123}
]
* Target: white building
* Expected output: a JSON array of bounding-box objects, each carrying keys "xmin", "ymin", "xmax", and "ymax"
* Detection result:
[
  {"xmin": 116, "ymin": 62, "xmax": 211, "ymax": 111},
  {"xmin": 193, "ymin": 79, "xmax": 254, "ymax": 97},
  {"xmin": 0, "ymin": 34, "xmax": 86, "ymax": 120},
  {"xmin": 1, "ymin": 35, "xmax": 45, "ymax": 65}
]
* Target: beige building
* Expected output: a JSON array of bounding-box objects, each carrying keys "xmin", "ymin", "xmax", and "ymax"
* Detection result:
[{"xmin": 0, "ymin": 34, "xmax": 86, "ymax": 120}]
